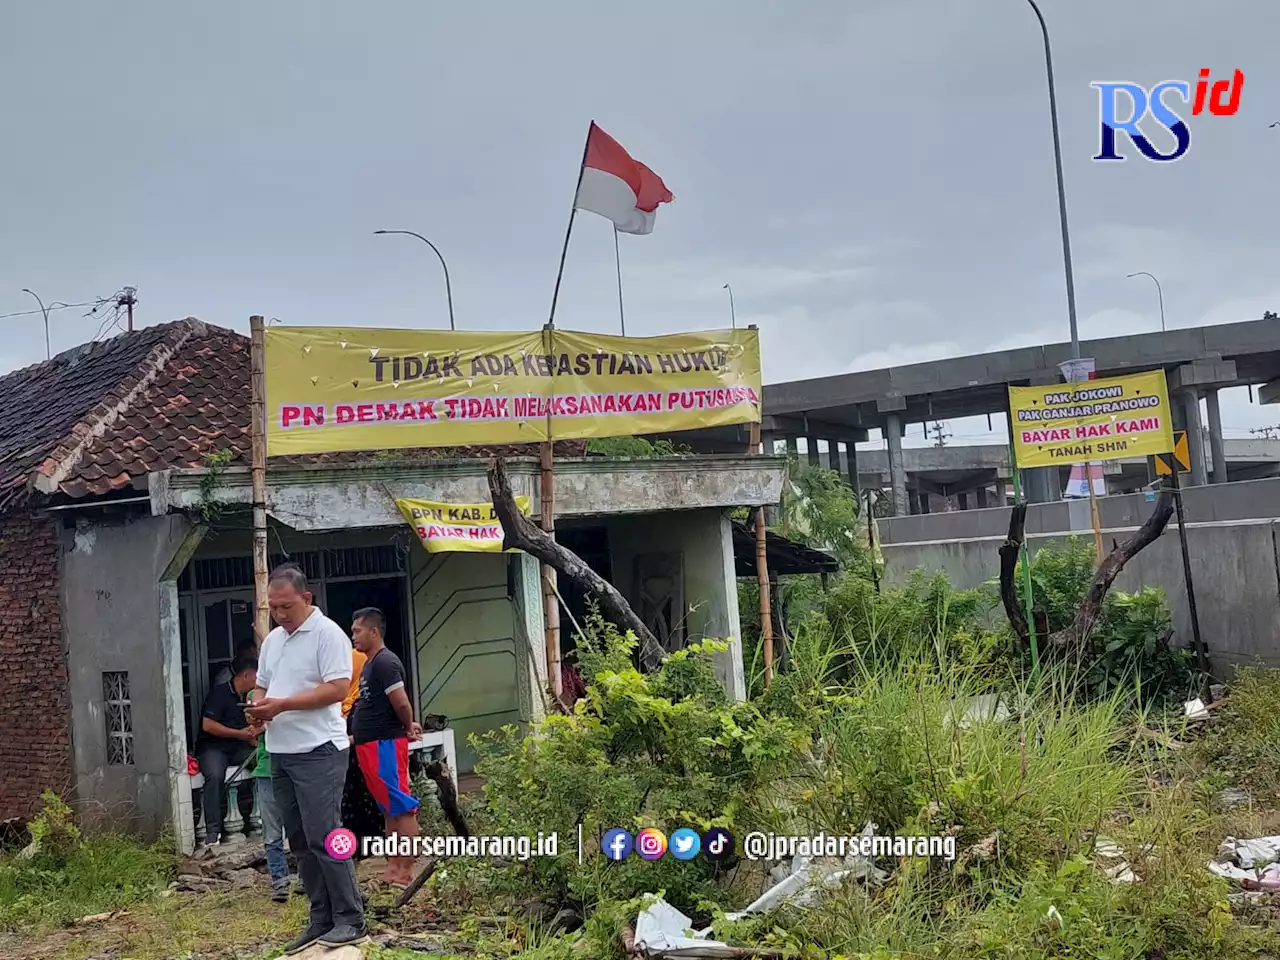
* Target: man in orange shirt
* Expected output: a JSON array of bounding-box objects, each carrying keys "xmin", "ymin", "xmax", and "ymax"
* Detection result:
[
  {"xmin": 344, "ymin": 648, "xmax": 367, "ymax": 717},
  {"xmin": 340, "ymin": 643, "xmax": 382, "ymax": 856}
]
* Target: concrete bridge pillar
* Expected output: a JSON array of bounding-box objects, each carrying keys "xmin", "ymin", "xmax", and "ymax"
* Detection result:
[
  {"xmin": 806, "ymin": 437, "xmax": 821, "ymax": 467},
  {"xmin": 829, "ymin": 439, "xmax": 842, "ymax": 473},
  {"xmin": 885, "ymin": 414, "xmax": 908, "ymax": 517},
  {"xmin": 1205, "ymin": 388, "xmax": 1228, "ymax": 484},
  {"xmin": 1177, "ymin": 391, "xmax": 1209, "ymax": 487}
]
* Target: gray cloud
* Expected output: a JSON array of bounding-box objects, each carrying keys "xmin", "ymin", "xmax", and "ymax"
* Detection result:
[{"xmin": 1, "ymin": 0, "xmax": 1275, "ymax": 449}]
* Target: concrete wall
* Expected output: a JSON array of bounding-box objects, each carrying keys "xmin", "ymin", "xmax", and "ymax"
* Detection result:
[
  {"xmin": 606, "ymin": 508, "xmax": 745, "ymax": 699},
  {"xmin": 877, "ymin": 476, "xmax": 1280, "ymax": 674},
  {"xmin": 152, "ymin": 456, "xmax": 786, "ymax": 531},
  {"xmin": 60, "ymin": 511, "xmax": 195, "ymax": 838}
]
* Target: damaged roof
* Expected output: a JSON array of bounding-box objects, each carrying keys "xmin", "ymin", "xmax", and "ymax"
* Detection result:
[
  {"xmin": 0, "ymin": 318, "xmax": 585, "ymax": 510},
  {"xmin": 731, "ymin": 522, "xmax": 839, "ymax": 577}
]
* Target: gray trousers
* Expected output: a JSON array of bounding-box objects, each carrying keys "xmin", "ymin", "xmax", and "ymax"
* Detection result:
[{"xmin": 272, "ymin": 742, "xmax": 363, "ymax": 930}]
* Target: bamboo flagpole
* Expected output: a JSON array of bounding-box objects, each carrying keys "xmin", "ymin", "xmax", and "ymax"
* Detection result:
[
  {"xmin": 540, "ymin": 324, "xmax": 562, "ymax": 703},
  {"xmin": 613, "ymin": 227, "xmax": 626, "ymax": 336},
  {"xmin": 248, "ymin": 316, "xmax": 271, "ymax": 643},
  {"xmin": 749, "ymin": 419, "xmax": 774, "ymax": 686},
  {"xmin": 745, "ymin": 325, "xmax": 774, "ymax": 685},
  {"xmin": 538, "ymin": 125, "xmax": 593, "ymax": 703}
]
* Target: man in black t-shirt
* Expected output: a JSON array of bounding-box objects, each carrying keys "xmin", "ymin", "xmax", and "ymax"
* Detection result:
[
  {"xmin": 349, "ymin": 608, "xmax": 422, "ymax": 886},
  {"xmin": 196, "ymin": 655, "xmax": 258, "ymax": 846}
]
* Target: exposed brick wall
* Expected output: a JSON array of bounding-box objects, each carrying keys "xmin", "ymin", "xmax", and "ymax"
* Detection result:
[{"xmin": 0, "ymin": 505, "xmax": 71, "ymax": 819}]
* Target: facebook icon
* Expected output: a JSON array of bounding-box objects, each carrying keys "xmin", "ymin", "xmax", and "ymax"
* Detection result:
[{"xmin": 602, "ymin": 828, "xmax": 634, "ymax": 861}]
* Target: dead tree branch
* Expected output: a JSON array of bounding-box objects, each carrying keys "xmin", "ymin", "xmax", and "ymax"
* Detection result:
[
  {"xmin": 487, "ymin": 457, "xmax": 666, "ymax": 671},
  {"xmin": 1053, "ymin": 489, "xmax": 1174, "ymax": 651},
  {"xmin": 998, "ymin": 490, "xmax": 1176, "ymax": 656},
  {"xmin": 425, "ymin": 759, "xmax": 469, "ymax": 838},
  {"xmin": 999, "ymin": 501, "xmax": 1030, "ymax": 647}
]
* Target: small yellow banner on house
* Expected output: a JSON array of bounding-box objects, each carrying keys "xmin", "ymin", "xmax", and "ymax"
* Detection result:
[
  {"xmin": 395, "ymin": 497, "xmax": 532, "ymax": 553},
  {"xmin": 1009, "ymin": 369, "xmax": 1174, "ymax": 468}
]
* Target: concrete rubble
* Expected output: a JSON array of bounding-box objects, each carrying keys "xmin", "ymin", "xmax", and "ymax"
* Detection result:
[{"xmin": 174, "ymin": 842, "xmax": 276, "ymax": 893}]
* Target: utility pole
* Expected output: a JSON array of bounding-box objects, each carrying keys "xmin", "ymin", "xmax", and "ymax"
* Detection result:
[
  {"xmin": 116, "ymin": 287, "xmax": 137, "ymax": 331},
  {"xmin": 931, "ymin": 421, "xmax": 951, "ymax": 448},
  {"xmin": 1251, "ymin": 425, "xmax": 1280, "ymax": 441}
]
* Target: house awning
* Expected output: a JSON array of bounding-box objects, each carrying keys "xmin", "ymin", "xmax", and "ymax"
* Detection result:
[{"xmin": 731, "ymin": 522, "xmax": 839, "ymax": 578}]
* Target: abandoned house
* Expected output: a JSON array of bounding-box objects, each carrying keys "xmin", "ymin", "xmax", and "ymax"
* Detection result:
[{"xmin": 0, "ymin": 318, "xmax": 793, "ymax": 852}]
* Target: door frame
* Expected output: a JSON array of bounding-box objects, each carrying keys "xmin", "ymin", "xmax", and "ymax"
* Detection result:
[{"xmin": 189, "ymin": 588, "xmax": 254, "ymax": 740}]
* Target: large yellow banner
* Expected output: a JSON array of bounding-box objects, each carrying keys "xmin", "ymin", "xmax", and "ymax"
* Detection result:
[
  {"xmin": 396, "ymin": 497, "xmax": 532, "ymax": 553},
  {"xmin": 1009, "ymin": 370, "xmax": 1174, "ymax": 468},
  {"xmin": 264, "ymin": 326, "xmax": 761, "ymax": 456}
]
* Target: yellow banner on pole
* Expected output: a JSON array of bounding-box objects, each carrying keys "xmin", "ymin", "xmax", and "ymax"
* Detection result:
[
  {"xmin": 395, "ymin": 496, "xmax": 532, "ymax": 553},
  {"xmin": 264, "ymin": 326, "xmax": 761, "ymax": 456},
  {"xmin": 1009, "ymin": 369, "xmax": 1174, "ymax": 468}
]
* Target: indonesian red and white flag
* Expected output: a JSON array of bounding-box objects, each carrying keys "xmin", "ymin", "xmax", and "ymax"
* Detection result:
[{"xmin": 573, "ymin": 122, "xmax": 673, "ymax": 236}]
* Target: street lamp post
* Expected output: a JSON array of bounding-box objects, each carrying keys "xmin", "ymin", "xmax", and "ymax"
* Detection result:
[
  {"xmin": 1126, "ymin": 272, "xmax": 1166, "ymax": 332},
  {"xmin": 722, "ymin": 283, "xmax": 736, "ymax": 329},
  {"xmin": 373, "ymin": 230, "xmax": 456, "ymax": 330},
  {"xmin": 1025, "ymin": 0, "xmax": 1080, "ymax": 361}
]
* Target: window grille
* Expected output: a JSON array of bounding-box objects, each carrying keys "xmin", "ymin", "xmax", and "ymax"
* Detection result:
[{"xmin": 103, "ymin": 671, "xmax": 133, "ymax": 765}]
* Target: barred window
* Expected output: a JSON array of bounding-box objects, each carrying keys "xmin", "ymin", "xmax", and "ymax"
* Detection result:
[{"xmin": 103, "ymin": 671, "xmax": 134, "ymax": 765}]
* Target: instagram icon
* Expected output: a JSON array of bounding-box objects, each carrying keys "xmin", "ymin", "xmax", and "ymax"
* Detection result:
[{"xmin": 636, "ymin": 828, "xmax": 668, "ymax": 860}]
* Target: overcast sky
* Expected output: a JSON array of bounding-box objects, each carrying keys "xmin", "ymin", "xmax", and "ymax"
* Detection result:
[{"xmin": 1, "ymin": 1, "xmax": 1275, "ymax": 450}]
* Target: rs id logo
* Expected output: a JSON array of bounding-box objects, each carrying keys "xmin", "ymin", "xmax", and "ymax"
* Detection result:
[{"xmin": 1092, "ymin": 68, "xmax": 1244, "ymax": 162}]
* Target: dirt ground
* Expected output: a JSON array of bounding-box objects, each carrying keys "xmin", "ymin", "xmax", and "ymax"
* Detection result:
[{"xmin": 0, "ymin": 856, "xmax": 473, "ymax": 960}]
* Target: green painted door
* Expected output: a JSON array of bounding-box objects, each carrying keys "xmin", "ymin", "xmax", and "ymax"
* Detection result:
[{"xmin": 410, "ymin": 551, "xmax": 520, "ymax": 773}]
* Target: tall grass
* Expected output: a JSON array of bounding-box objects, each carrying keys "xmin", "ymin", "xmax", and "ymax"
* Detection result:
[{"xmin": 0, "ymin": 831, "xmax": 176, "ymax": 931}]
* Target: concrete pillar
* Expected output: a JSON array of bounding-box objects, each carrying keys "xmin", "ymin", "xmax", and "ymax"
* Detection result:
[
  {"xmin": 908, "ymin": 489, "xmax": 920, "ymax": 515},
  {"xmin": 846, "ymin": 442, "xmax": 860, "ymax": 494},
  {"xmin": 806, "ymin": 437, "xmax": 821, "ymax": 467},
  {"xmin": 1180, "ymin": 390, "xmax": 1209, "ymax": 486},
  {"xmin": 1006, "ymin": 404, "xmax": 1057, "ymax": 503},
  {"xmin": 958, "ymin": 491, "xmax": 969, "ymax": 511},
  {"xmin": 920, "ymin": 492, "xmax": 931, "ymax": 514},
  {"xmin": 885, "ymin": 414, "xmax": 908, "ymax": 516},
  {"xmin": 822, "ymin": 439, "xmax": 839, "ymax": 472},
  {"xmin": 976, "ymin": 487, "xmax": 989, "ymax": 508},
  {"xmin": 785, "ymin": 436, "xmax": 798, "ymax": 458},
  {"xmin": 760, "ymin": 430, "xmax": 777, "ymax": 456},
  {"xmin": 1205, "ymin": 389, "xmax": 1228, "ymax": 484}
]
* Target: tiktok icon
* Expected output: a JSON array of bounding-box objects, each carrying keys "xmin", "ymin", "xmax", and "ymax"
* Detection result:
[{"xmin": 701, "ymin": 828, "xmax": 734, "ymax": 862}]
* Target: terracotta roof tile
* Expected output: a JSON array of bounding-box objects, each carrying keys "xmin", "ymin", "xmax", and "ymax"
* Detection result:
[{"xmin": 0, "ymin": 318, "xmax": 588, "ymax": 507}]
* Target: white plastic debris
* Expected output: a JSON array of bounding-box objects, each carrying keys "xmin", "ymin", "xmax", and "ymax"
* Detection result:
[
  {"xmin": 1184, "ymin": 698, "xmax": 1211, "ymax": 721},
  {"xmin": 715, "ymin": 822, "xmax": 887, "ymax": 926},
  {"xmin": 1219, "ymin": 836, "xmax": 1280, "ymax": 869},
  {"xmin": 960, "ymin": 694, "xmax": 1010, "ymax": 728},
  {"xmin": 1093, "ymin": 838, "xmax": 1140, "ymax": 883},
  {"xmin": 1208, "ymin": 836, "xmax": 1280, "ymax": 882},
  {"xmin": 634, "ymin": 898, "xmax": 738, "ymax": 958}
]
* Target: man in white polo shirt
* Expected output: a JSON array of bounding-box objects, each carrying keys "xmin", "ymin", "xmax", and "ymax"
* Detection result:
[{"xmin": 246, "ymin": 566, "xmax": 366, "ymax": 954}]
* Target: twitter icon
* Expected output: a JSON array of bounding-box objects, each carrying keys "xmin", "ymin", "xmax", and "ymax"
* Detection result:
[{"xmin": 669, "ymin": 828, "xmax": 701, "ymax": 860}]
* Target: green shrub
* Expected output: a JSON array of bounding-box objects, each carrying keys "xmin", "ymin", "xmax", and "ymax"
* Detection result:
[
  {"xmin": 473, "ymin": 612, "xmax": 805, "ymax": 915},
  {"xmin": 1019, "ymin": 539, "xmax": 1196, "ymax": 703}
]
